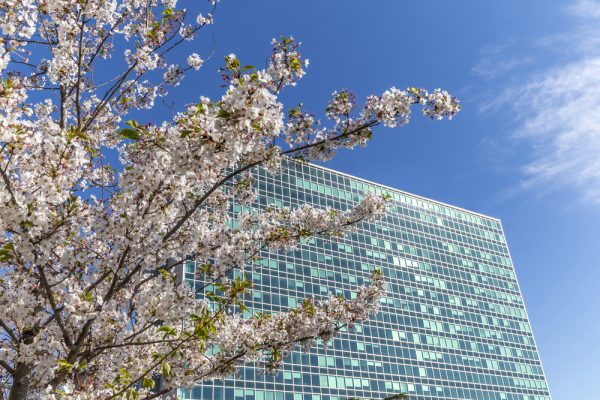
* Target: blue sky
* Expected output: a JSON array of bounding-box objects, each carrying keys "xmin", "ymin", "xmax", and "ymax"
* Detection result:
[{"xmin": 160, "ymin": 1, "xmax": 600, "ymax": 398}]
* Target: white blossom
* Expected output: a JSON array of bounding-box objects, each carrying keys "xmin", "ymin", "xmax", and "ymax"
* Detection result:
[
  {"xmin": 196, "ymin": 13, "xmax": 214, "ymax": 25},
  {"xmin": 126, "ymin": 45, "xmax": 162, "ymax": 73},
  {"xmin": 164, "ymin": 64, "xmax": 185, "ymax": 86},
  {"xmin": 187, "ymin": 53, "xmax": 204, "ymax": 70}
]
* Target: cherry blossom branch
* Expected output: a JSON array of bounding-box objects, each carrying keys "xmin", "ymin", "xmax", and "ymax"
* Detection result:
[
  {"xmin": 80, "ymin": 5, "xmax": 217, "ymax": 134},
  {"xmin": 0, "ymin": 319, "xmax": 17, "ymax": 343},
  {"xmin": 106, "ymin": 298, "xmax": 235, "ymax": 400},
  {"xmin": 36, "ymin": 265, "xmax": 73, "ymax": 349},
  {"xmin": 162, "ymin": 121, "xmax": 376, "ymax": 244},
  {"xmin": 74, "ymin": 18, "xmax": 86, "ymax": 130},
  {"xmin": 0, "ymin": 167, "xmax": 17, "ymax": 207},
  {"xmin": 0, "ymin": 360, "xmax": 13, "ymax": 376}
]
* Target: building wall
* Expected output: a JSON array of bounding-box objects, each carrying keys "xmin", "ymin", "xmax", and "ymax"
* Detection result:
[{"xmin": 181, "ymin": 161, "xmax": 551, "ymax": 400}]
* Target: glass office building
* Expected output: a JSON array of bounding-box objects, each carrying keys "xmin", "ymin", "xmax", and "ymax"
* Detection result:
[{"xmin": 180, "ymin": 161, "xmax": 551, "ymax": 400}]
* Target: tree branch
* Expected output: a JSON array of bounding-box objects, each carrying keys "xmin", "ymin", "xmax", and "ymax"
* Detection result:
[
  {"xmin": 0, "ymin": 318, "xmax": 17, "ymax": 343},
  {"xmin": 36, "ymin": 265, "xmax": 73, "ymax": 349},
  {"xmin": 0, "ymin": 360, "xmax": 14, "ymax": 376},
  {"xmin": 0, "ymin": 167, "xmax": 18, "ymax": 207},
  {"xmin": 162, "ymin": 120, "xmax": 376, "ymax": 243},
  {"xmin": 74, "ymin": 18, "xmax": 86, "ymax": 130}
]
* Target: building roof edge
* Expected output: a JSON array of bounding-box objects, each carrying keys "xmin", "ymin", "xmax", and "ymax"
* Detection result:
[{"xmin": 304, "ymin": 161, "xmax": 501, "ymax": 223}]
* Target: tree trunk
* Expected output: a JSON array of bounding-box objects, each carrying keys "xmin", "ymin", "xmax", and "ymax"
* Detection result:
[{"xmin": 8, "ymin": 363, "xmax": 30, "ymax": 400}]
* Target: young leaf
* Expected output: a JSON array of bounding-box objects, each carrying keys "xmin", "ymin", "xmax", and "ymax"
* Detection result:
[
  {"xmin": 119, "ymin": 128, "xmax": 141, "ymax": 141},
  {"xmin": 0, "ymin": 242, "xmax": 15, "ymax": 262}
]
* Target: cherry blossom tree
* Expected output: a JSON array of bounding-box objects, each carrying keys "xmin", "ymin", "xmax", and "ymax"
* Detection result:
[{"xmin": 0, "ymin": 1, "xmax": 460, "ymax": 399}]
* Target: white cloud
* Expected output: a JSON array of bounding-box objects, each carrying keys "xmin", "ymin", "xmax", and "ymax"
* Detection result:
[
  {"xmin": 569, "ymin": 0, "xmax": 600, "ymax": 17},
  {"xmin": 507, "ymin": 57, "xmax": 600, "ymax": 205},
  {"xmin": 482, "ymin": 0, "xmax": 600, "ymax": 205},
  {"xmin": 536, "ymin": 26, "xmax": 600, "ymax": 57},
  {"xmin": 472, "ymin": 56, "xmax": 532, "ymax": 80},
  {"xmin": 472, "ymin": 40, "xmax": 533, "ymax": 79}
]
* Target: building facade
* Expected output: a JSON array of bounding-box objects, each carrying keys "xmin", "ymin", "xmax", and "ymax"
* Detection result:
[{"xmin": 179, "ymin": 161, "xmax": 551, "ymax": 400}]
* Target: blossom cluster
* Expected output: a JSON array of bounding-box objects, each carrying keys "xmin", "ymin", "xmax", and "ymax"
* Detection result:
[{"xmin": 0, "ymin": 1, "xmax": 458, "ymax": 398}]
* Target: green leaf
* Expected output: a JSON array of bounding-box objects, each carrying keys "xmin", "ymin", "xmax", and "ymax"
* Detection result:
[
  {"xmin": 224, "ymin": 56, "xmax": 240, "ymax": 71},
  {"xmin": 254, "ymin": 312, "xmax": 271, "ymax": 322},
  {"xmin": 161, "ymin": 362, "xmax": 171, "ymax": 377},
  {"xmin": 125, "ymin": 388, "xmax": 139, "ymax": 400},
  {"xmin": 118, "ymin": 368, "xmax": 131, "ymax": 384},
  {"xmin": 157, "ymin": 325, "xmax": 177, "ymax": 339},
  {"xmin": 302, "ymin": 298, "xmax": 316, "ymax": 317},
  {"xmin": 66, "ymin": 125, "xmax": 90, "ymax": 141},
  {"xmin": 199, "ymin": 263, "xmax": 212, "ymax": 275},
  {"xmin": 20, "ymin": 220, "xmax": 34, "ymax": 230},
  {"xmin": 179, "ymin": 129, "xmax": 193, "ymax": 139},
  {"xmin": 290, "ymin": 57, "xmax": 302, "ymax": 72},
  {"xmin": 57, "ymin": 359, "xmax": 74, "ymax": 374},
  {"xmin": 119, "ymin": 128, "xmax": 141, "ymax": 141},
  {"xmin": 217, "ymin": 109, "xmax": 232, "ymax": 119},
  {"xmin": 158, "ymin": 268, "xmax": 170, "ymax": 280},
  {"xmin": 0, "ymin": 242, "xmax": 15, "ymax": 262},
  {"xmin": 288, "ymin": 104, "xmax": 302, "ymax": 118},
  {"xmin": 83, "ymin": 291, "xmax": 94, "ymax": 302},
  {"xmin": 141, "ymin": 375, "xmax": 155, "ymax": 389},
  {"xmin": 76, "ymin": 131, "xmax": 90, "ymax": 141},
  {"xmin": 195, "ymin": 103, "xmax": 206, "ymax": 115}
]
